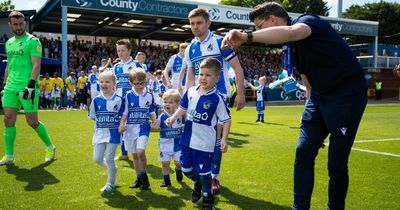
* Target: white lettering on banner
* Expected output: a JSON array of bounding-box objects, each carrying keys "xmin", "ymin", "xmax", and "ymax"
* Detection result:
[
  {"xmin": 331, "ymin": 22, "xmax": 343, "ymax": 32},
  {"xmin": 100, "ymin": 0, "xmax": 139, "ymax": 11}
]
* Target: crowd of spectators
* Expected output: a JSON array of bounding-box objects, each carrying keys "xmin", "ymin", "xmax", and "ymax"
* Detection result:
[{"xmin": 1, "ymin": 34, "xmax": 291, "ymax": 84}]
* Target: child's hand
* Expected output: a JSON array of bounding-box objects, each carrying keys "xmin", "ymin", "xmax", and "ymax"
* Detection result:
[
  {"xmin": 118, "ymin": 124, "xmax": 126, "ymax": 134},
  {"xmin": 151, "ymin": 121, "xmax": 159, "ymax": 129},
  {"xmin": 165, "ymin": 117, "xmax": 174, "ymax": 127},
  {"xmin": 220, "ymin": 139, "xmax": 228, "ymax": 153}
]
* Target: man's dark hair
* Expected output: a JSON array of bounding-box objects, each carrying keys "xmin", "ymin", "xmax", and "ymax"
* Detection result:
[{"xmin": 249, "ymin": 2, "xmax": 289, "ymax": 22}]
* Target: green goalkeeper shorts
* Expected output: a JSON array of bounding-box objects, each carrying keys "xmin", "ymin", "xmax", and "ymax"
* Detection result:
[{"xmin": 2, "ymin": 88, "xmax": 40, "ymax": 112}]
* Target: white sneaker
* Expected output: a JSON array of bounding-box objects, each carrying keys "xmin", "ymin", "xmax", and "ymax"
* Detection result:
[
  {"xmin": 0, "ymin": 156, "xmax": 14, "ymax": 165},
  {"xmin": 100, "ymin": 183, "xmax": 115, "ymax": 193}
]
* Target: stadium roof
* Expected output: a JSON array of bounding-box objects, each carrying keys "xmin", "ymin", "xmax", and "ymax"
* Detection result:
[
  {"xmin": 31, "ymin": 0, "xmax": 379, "ymax": 42},
  {"xmin": 30, "ymin": 0, "xmax": 253, "ymax": 42}
]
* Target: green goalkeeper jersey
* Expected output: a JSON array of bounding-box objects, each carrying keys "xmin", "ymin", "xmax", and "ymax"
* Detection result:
[{"xmin": 5, "ymin": 32, "xmax": 42, "ymax": 92}]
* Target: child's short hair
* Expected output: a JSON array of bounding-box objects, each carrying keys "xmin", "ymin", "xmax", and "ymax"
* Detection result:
[
  {"xmin": 162, "ymin": 89, "xmax": 181, "ymax": 104},
  {"xmin": 179, "ymin": 43, "xmax": 188, "ymax": 50},
  {"xmin": 129, "ymin": 68, "xmax": 146, "ymax": 82},
  {"xmin": 99, "ymin": 71, "xmax": 117, "ymax": 84},
  {"xmin": 259, "ymin": 76, "xmax": 266, "ymax": 82},
  {"xmin": 200, "ymin": 58, "xmax": 221, "ymax": 77},
  {"xmin": 116, "ymin": 39, "xmax": 132, "ymax": 50}
]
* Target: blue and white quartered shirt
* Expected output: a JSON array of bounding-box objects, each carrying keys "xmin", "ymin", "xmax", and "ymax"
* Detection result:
[
  {"xmin": 166, "ymin": 54, "xmax": 186, "ymax": 89},
  {"xmin": 157, "ymin": 112, "xmax": 184, "ymax": 153},
  {"xmin": 89, "ymin": 93, "xmax": 123, "ymax": 145},
  {"xmin": 122, "ymin": 88, "xmax": 155, "ymax": 139},
  {"xmin": 184, "ymin": 30, "xmax": 236, "ymax": 97},
  {"xmin": 180, "ymin": 86, "xmax": 231, "ymax": 152},
  {"xmin": 256, "ymin": 85, "xmax": 266, "ymax": 102},
  {"xmin": 88, "ymin": 72, "xmax": 100, "ymax": 95},
  {"xmin": 113, "ymin": 57, "xmax": 141, "ymax": 97}
]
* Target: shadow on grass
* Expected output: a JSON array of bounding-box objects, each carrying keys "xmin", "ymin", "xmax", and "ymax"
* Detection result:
[
  {"xmin": 101, "ymin": 184, "xmax": 187, "ymax": 210},
  {"xmin": 5, "ymin": 161, "xmax": 60, "ymax": 191},
  {"xmin": 219, "ymin": 186, "xmax": 292, "ymax": 210},
  {"xmin": 101, "ymin": 187, "xmax": 141, "ymax": 209},
  {"xmin": 227, "ymin": 137, "xmax": 249, "ymax": 148},
  {"xmin": 229, "ymin": 132, "xmax": 250, "ymax": 137}
]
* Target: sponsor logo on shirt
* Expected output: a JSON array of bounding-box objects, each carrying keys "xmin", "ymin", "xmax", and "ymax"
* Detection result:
[{"xmin": 188, "ymin": 108, "xmax": 209, "ymax": 122}]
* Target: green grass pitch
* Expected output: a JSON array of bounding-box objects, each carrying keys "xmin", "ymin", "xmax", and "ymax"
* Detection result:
[{"xmin": 0, "ymin": 103, "xmax": 399, "ymax": 210}]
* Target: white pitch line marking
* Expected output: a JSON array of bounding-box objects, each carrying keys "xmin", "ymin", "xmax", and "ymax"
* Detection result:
[
  {"xmin": 354, "ymin": 138, "xmax": 400, "ymax": 143},
  {"xmin": 351, "ymin": 147, "xmax": 400, "ymax": 158}
]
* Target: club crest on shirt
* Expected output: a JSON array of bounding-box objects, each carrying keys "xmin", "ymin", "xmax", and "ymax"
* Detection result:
[
  {"xmin": 145, "ymin": 101, "xmax": 150, "ymax": 108},
  {"xmin": 177, "ymin": 118, "xmax": 181, "ymax": 124},
  {"xmin": 130, "ymin": 102, "xmax": 134, "ymax": 107},
  {"xmin": 203, "ymin": 101, "xmax": 211, "ymax": 109},
  {"xmin": 97, "ymin": 105, "xmax": 101, "ymax": 110},
  {"xmin": 191, "ymin": 48, "xmax": 196, "ymax": 55},
  {"xmin": 18, "ymin": 42, "xmax": 23, "ymax": 47},
  {"xmin": 207, "ymin": 44, "xmax": 213, "ymax": 51},
  {"xmin": 113, "ymin": 104, "xmax": 119, "ymax": 111}
]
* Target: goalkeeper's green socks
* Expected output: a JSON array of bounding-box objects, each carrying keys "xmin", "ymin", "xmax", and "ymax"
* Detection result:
[
  {"xmin": 35, "ymin": 122, "xmax": 54, "ymax": 148},
  {"xmin": 4, "ymin": 126, "xmax": 16, "ymax": 158}
]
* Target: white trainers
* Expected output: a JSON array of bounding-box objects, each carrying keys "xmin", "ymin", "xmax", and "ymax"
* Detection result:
[
  {"xmin": 0, "ymin": 156, "xmax": 14, "ymax": 165},
  {"xmin": 100, "ymin": 183, "xmax": 115, "ymax": 193}
]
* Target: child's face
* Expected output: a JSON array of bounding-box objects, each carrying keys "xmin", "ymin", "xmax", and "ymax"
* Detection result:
[
  {"xmin": 198, "ymin": 67, "xmax": 219, "ymax": 91},
  {"xmin": 99, "ymin": 75, "xmax": 115, "ymax": 95},
  {"xmin": 259, "ymin": 79, "xmax": 266, "ymax": 85},
  {"xmin": 163, "ymin": 98, "xmax": 179, "ymax": 114},
  {"xmin": 117, "ymin": 44, "xmax": 131, "ymax": 61},
  {"xmin": 131, "ymin": 78, "xmax": 146, "ymax": 93}
]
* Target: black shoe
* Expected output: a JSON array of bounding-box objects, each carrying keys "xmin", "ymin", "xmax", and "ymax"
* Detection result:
[
  {"xmin": 160, "ymin": 179, "xmax": 171, "ymax": 187},
  {"xmin": 191, "ymin": 181, "xmax": 202, "ymax": 204},
  {"xmin": 176, "ymin": 170, "xmax": 183, "ymax": 182},
  {"xmin": 140, "ymin": 174, "xmax": 150, "ymax": 190},
  {"xmin": 202, "ymin": 193, "xmax": 215, "ymax": 210},
  {"xmin": 261, "ymin": 120, "xmax": 264, "ymax": 123},
  {"xmin": 129, "ymin": 178, "xmax": 142, "ymax": 188}
]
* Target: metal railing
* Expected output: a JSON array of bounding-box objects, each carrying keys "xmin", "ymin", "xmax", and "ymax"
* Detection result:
[{"xmin": 357, "ymin": 56, "xmax": 400, "ymax": 68}]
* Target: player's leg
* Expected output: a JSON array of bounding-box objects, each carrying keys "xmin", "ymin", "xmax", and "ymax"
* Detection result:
[
  {"xmin": 173, "ymin": 151, "xmax": 183, "ymax": 182},
  {"xmin": 93, "ymin": 143, "xmax": 107, "ymax": 168},
  {"xmin": 125, "ymin": 138, "xmax": 141, "ymax": 188},
  {"xmin": 1, "ymin": 90, "xmax": 22, "ymax": 164},
  {"xmin": 194, "ymin": 150, "xmax": 214, "ymax": 209},
  {"xmin": 180, "ymin": 146, "xmax": 201, "ymax": 203},
  {"xmin": 323, "ymin": 91, "xmax": 367, "ymax": 210},
  {"xmin": 101, "ymin": 143, "xmax": 118, "ymax": 193},
  {"xmin": 136, "ymin": 136, "xmax": 149, "ymax": 190},
  {"xmin": 0, "ymin": 103, "xmax": 19, "ymax": 165},
  {"xmin": 293, "ymin": 96, "xmax": 329, "ymax": 210},
  {"xmin": 260, "ymin": 101, "xmax": 265, "ymax": 122},
  {"xmin": 21, "ymin": 88, "xmax": 56, "ymax": 162},
  {"xmin": 211, "ymin": 124, "xmax": 223, "ymax": 194},
  {"xmin": 161, "ymin": 160, "xmax": 172, "ymax": 187}
]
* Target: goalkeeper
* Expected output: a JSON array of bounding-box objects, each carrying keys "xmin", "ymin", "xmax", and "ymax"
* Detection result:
[{"xmin": 0, "ymin": 10, "xmax": 56, "ymax": 165}]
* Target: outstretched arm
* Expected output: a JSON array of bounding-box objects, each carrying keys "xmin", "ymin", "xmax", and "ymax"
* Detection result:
[{"xmin": 222, "ymin": 23, "xmax": 311, "ymax": 49}]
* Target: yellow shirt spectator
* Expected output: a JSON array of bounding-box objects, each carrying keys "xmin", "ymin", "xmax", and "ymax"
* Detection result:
[
  {"xmin": 52, "ymin": 77, "xmax": 64, "ymax": 93},
  {"xmin": 65, "ymin": 75, "xmax": 77, "ymax": 92},
  {"xmin": 43, "ymin": 77, "xmax": 53, "ymax": 93},
  {"xmin": 78, "ymin": 75, "xmax": 88, "ymax": 90}
]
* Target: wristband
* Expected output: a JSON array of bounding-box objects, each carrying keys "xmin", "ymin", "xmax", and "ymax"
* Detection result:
[
  {"xmin": 27, "ymin": 79, "xmax": 36, "ymax": 88},
  {"xmin": 246, "ymin": 31, "xmax": 253, "ymax": 44}
]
